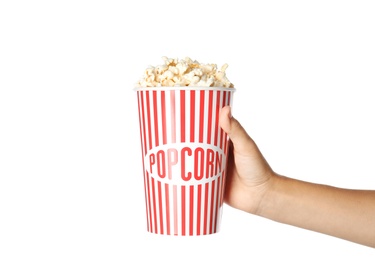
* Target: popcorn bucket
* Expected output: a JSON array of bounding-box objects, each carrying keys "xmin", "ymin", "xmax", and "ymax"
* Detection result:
[{"xmin": 135, "ymin": 86, "xmax": 235, "ymax": 236}]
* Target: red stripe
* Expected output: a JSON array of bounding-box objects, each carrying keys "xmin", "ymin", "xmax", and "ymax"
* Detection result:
[
  {"xmin": 180, "ymin": 90, "xmax": 186, "ymax": 143},
  {"xmin": 143, "ymin": 172, "xmax": 150, "ymax": 232},
  {"xmin": 173, "ymin": 185, "xmax": 178, "ymax": 235},
  {"xmin": 220, "ymin": 91, "xmax": 227, "ymax": 149},
  {"xmin": 215, "ymin": 175, "xmax": 223, "ymax": 233},
  {"xmin": 170, "ymin": 90, "xmax": 176, "ymax": 143},
  {"xmin": 143, "ymin": 175, "xmax": 150, "ymax": 230},
  {"xmin": 203, "ymin": 182, "xmax": 209, "ymax": 234},
  {"xmin": 146, "ymin": 91, "xmax": 153, "ymax": 150},
  {"xmin": 158, "ymin": 181, "xmax": 164, "ymax": 234},
  {"xmin": 161, "ymin": 91, "xmax": 167, "ymax": 145},
  {"xmin": 199, "ymin": 90, "xmax": 205, "ymax": 143},
  {"xmin": 214, "ymin": 91, "xmax": 221, "ymax": 146},
  {"xmin": 189, "ymin": 185, "xmax": 194, "ymax": 236},
  {"xmin": 190, "ymin": 90, "xmax": 195, "ymax": 142},
  {"xmin": 151, "ymin": 177, "xmax": 158, "ymax": 233},
  {"xmin": 146, "ymin": 171, "xmax": 153, "ymax": 233},
  {"xmin": 137, "ymin": 92, "xmax": 145, "ymax": 155},
  {"xmin": 165, "ymin": 183, "xmax": 170, "ymax": 235},
  {"xmin": 206, "ymin": 90, "xmax": 213, "ymax": 144},
  {"xmin": 181, "ymin": 186, "xmax": 186, "ymax": 236},
  {"xmin": 196, "ymin": 184, "xmax": 201, "ymax": 235},
  {"xmin": 209, "ymin": 179, "xmax": 217, "ymax": 233},
  {"xmin": 221, "ymin": 174, "xmax": 226, "ymax": 225},
  {"xmin": 153, "ymin": 91, "xmax": 159, "ymax": 147},
  {"xmin": 140, "ymin": 91, "xmax": 147, "ymax": 154},
  {"xmin": 223, "ymin": 91, "xmax": 231, "ymax": 153},
  {"xmin": 221, "ymin": 172, "xmax": 226, "ymax": 207}
]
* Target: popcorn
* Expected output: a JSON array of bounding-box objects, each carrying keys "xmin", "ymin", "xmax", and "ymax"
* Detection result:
[{"xmin": 135, "ymin": 56, "xmax": 234, "ymax": 88}]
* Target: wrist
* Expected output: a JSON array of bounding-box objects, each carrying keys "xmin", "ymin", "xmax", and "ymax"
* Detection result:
[
  {"xmin": 254, "ymin": 172, "xmax": 284, "ymax": 217},
  {"xmin": 238, "ymin": 170, "xmax": 278, "ymax": 216}
]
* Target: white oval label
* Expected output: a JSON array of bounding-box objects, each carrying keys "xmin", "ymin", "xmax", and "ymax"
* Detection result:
[{"xmin": 144, "ymin": 143, "xmax": 226, "ymax": 185}]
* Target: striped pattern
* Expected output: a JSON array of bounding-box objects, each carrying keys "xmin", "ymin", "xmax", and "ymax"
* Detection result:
[{"xmin": 136, "ymin": 87, "xmax": 234, "ymax": 236}]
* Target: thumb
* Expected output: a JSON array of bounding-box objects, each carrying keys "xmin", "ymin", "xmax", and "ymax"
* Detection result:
[{"xmin": 219, "ymin": 106, "xmax": 256, "ymax": 154}]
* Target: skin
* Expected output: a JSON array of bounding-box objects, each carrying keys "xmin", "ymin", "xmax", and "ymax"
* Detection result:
[{"xmin": 219, "ymin": 106, "xmax": 375, "ymax": 248}]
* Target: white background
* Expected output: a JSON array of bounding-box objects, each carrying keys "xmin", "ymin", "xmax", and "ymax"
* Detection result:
[{"xmin": 1, "ymin": 0, "xmax": 374, "ymax": 259}]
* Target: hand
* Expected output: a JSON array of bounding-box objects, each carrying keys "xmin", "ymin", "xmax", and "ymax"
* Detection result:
[
  {"xmin": 219, "ymin": 106, "xmax": 275, "ymax": 214},
  {"xmin": 220, "ymin": 106, "xmax": 375, "ymax": 247}
]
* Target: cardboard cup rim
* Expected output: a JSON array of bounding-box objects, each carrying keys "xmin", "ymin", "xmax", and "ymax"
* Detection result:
[{"xmin": 133, "ymin": 86, "xmax": 236, "ymax": 92}]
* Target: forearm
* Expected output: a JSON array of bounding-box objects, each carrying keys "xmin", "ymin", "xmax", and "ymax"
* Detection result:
[{"xmin": 257, "ymin": 174, "xmax": 375, "ymax": 248}]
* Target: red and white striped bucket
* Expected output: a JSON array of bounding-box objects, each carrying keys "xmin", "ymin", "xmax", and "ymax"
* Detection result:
[{"xmin": 135, "ymin": 86, "xmax": 235, "ymax": 236}]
